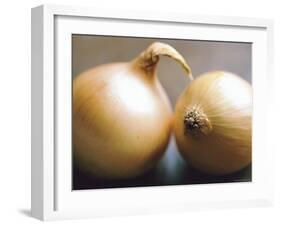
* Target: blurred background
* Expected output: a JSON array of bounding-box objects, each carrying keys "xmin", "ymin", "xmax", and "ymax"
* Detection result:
[{"xmin": 72, "ymin": 35, "xmax": 252, "ymax": 190}]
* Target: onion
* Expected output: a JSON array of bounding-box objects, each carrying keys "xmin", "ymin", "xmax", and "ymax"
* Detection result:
[
  {"xmin": 174, "ymin": 71, "xmax": 252, "ymax": 175},
  {"xmin": 73, "ymin": 42, "xmax": 192, "ymax": 179}
]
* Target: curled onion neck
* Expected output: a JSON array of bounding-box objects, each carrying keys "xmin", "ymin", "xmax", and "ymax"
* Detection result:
[{"xmin": 132, "ymin": 42, "xmax": 193, "ymax": 80}]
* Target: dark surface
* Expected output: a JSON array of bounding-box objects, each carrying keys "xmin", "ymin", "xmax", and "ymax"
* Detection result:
[{"xmin": 72, "ymin": 137, "xmax": 251, "ymax": 190}]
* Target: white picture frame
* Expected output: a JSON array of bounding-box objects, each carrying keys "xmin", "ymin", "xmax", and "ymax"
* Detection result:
[{"xmin": 31, "ymin": 4, "xmax": 274, "ymax": 221}]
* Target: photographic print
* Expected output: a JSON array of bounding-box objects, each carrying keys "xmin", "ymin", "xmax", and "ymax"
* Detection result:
[
  {"xmin": 31, "ymin": 5, "xmax": 273, "ymax": 220},
  {"xmin": 72, "ymin": 35, "xmax": 252, "ymax": 190}
]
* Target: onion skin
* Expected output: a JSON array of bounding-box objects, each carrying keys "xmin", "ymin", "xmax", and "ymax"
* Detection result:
[
  {"xmin": 174, "ymin": 71, "xmax": 252, "ymax": 175},
  {"xmin": 73, "ymin": 42, "xmax": 192, "ymax": 179}
]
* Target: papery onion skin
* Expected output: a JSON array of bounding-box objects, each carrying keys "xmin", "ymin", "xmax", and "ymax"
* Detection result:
[
  {"xmin": 174, "ymin": 71, "xmax": 252, "ymax": 175},
  {"xmin": 73, "ymin": 42, "xmax": 192, "ymax": 179}
]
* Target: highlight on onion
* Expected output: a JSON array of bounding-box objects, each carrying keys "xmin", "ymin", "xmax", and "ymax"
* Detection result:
[
  {"xmin": 73, "ymin": 42, "xmax": 193, "ymax": 179},
  {"xmin": 174, "ymin": 71, "xmax": 252, "ymax": 175}
]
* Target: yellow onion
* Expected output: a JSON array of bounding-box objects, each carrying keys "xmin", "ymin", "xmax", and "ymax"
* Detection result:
[
  {"xmin": 174, "ymin": 71, "xmax": 252, "ymax": 175},
  {"xmin": 73, "ymin": 42, "xmax": 192, "ymax": 179}
]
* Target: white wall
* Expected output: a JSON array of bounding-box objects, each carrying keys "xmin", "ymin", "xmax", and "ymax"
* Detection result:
[{"xmin": 0, "ymin": 0, "xmax": 280, "ymax": 225}]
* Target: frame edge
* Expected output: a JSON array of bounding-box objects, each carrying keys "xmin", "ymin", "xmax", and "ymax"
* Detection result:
[
  {"xmin": 43, "ymin": 3, "xmax": 273, "ymax": 28},
  {"xmin": 31, "ymin": 5, "xmax": 44, "ymax": 221}
]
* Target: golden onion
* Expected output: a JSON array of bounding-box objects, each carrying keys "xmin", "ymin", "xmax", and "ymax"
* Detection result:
[
  {"xmin": 174, "ymin": 71, "xmax": 252, "ymax": 175},
  {"xmin": 73, "ymin": 42, "xmax": 192, "ymax": 179}
]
